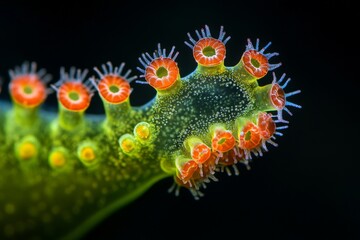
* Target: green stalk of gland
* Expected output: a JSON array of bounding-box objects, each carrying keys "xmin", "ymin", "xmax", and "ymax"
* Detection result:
[{"xmin": 0, "ymin": 55, "xmax": 279, "ymax": 239}]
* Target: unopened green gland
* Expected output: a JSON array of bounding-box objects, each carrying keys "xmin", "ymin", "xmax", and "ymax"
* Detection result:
[{"xmin": 0, "ymin": 25, "xmax": 301, "ymax": 239}]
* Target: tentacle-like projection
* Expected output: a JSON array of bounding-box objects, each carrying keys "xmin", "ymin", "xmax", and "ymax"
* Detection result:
[{"xmin": 0, "ymin": 25, "xmax": 301, "ymax": 239}]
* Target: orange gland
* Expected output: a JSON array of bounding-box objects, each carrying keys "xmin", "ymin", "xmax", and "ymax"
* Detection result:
[
  {"xmin": 145, "ymin": 58, "xmax": 179, "ymax": 90},
  {"xmin": 175, "ymin": 157, "xmax": 199, "ymax": 183},
  {"xmin": 181, "ymin": 160, "xmax": 198, "ymax": 183},
  {"xmin": 270, "ymin": 72, "xmax": 302, "ymax": 111},
  {"xmin": 134, "ymin": 122, "xmax": 151, "ymax": 142},
  {"xmin": 96, "ymin": 75, "xmax": 130, "ymax": 103},
  {"xmin": 9, "ymin": 62, "xmax": 50, "ymax": 108},
  {"xmin": 118, "ymin": 134, "xmax": 137, "ymax": 154},
  {"xmin": 58, "ymin": 82, "xmax": 91, "ymax": 111},
  {"xmin": 191, "ymin": 143, "xmax": 211, "ymax": 165},
  {"xmin": 185, "ymin": 25, "xmax": 230, "ymax": 67},
  {"xmin": 242, "ymin": 50, "xmax": 269, "ymax": 78},
  {"xmin": 52, "ymin": 67, "xmax": 92, "ymax": 111},
  {"xmin": 49, "ymin": 147, "xmax": 68, "ymax": 170},
  {"xmin": 212, "ymin": 128, "xmax": 236, "ymax": 153},
  {"xmin": 257, "ymin": 112, "xmax": 276, "ymax": 139},
  {"xmin": 238, "ymin": 122, "xmax": 262, "ymax": 150},
  {"xmin": 242, "ymin": 38, "xmax": 281, "ymax": 78},
  {"xmin": 137, "ymin": 43, "xmax": 180, "ymax": 90},
  {"xmin": 268, "ymin": 73, "xmax": 302, "ymax": 123},
  {"xmin": 192, "ymin": 38, "xmax": 225, "ymax": 67},
  {"xmin": 185, "ymin": 137, "xmax": 212, "ymax": 165},
  {"xmin": 270, "ymin": 83, "xmax": 286, "ymax": 110},
  {"xmin": 92, "ymin": 62, "xmax": 135, "ymax": 104}
]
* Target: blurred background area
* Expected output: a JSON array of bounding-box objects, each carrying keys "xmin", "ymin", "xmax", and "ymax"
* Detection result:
[{"xmin": 0, "ymin": 0, "xmax": 358, "ymax": 239}]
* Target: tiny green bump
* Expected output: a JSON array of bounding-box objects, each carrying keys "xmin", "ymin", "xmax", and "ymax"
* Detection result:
[
  {"xmin": 48, "ymin": 147, "xmax": 70, "ymax": 171},
  {"xmin": 118, "ymin": 134, "xmax": 137, "ymax": 154},
  {"xmin": 133, "ymin": 122, "xmax": 153, "ymax": 143},
  {"xmin": 14, "ymin": 135, "xmax": 40, "ymax": 162},
  {"xmin": 77, "ymin": 141, "xmax": 99, "ymax": 168}
]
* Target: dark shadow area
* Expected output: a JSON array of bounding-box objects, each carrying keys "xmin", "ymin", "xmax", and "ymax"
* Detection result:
[{"xmin": 0, "ymin": 0, "xmax": 358, "ymax": 239}]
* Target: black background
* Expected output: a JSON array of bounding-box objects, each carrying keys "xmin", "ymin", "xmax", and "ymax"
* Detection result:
[{"xmin": 0, "ymin": 0, "xmax": 358, "ymax": 239}]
